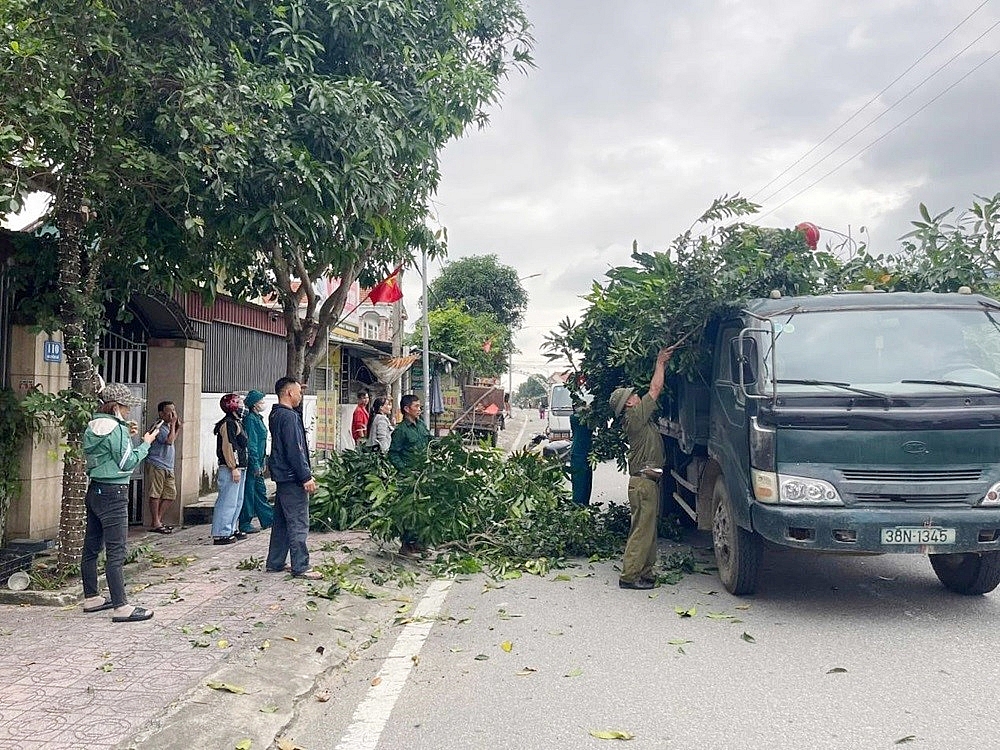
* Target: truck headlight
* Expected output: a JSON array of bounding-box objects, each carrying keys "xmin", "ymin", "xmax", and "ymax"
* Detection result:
[
  {"xmin": 752, "ymin": 469, "xmax": 842, "ymax": 505},
  {"xmin": 980, "ymin": 481, "xmax": 1000, "ymax": 506}
]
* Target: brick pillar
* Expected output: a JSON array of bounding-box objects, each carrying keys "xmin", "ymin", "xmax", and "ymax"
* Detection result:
[{"xmin": 146, "ymin": 338, "xmax": 203, "ymax": 529}]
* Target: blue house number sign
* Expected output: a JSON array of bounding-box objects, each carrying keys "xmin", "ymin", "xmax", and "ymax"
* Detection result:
[{"xmin": 43, "ymin": 340, "xmax": 63, "ymax": 363}]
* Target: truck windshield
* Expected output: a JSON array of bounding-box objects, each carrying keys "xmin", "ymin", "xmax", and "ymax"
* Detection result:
[
  {"xmin": 764, "ymin": 307, "xmax": 1000, "ymax": 395},
  {"xmin": 550, "ymin": 386, "xmax": 573, "ymax": 410}
]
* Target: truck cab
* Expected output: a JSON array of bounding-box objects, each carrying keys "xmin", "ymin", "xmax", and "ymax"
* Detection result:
[{"xmin": 663, "ymin": 290, "xmax": 1000, "ymax": 595}]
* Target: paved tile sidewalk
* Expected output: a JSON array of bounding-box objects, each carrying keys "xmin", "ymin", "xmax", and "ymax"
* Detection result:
[{"xmin": 0, "ymin": 524, "xmax": 402, "ymax": 750}]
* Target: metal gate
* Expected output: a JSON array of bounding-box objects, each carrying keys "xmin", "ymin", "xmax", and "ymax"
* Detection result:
[{"xmin": 99, "ymin": 329, "xmax": 148, "ymax": 525}]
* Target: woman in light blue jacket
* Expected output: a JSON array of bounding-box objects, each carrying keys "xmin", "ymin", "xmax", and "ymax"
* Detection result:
[{"xmin": 367, "ymin": 397, "xmax": 394, "ymax": 453}]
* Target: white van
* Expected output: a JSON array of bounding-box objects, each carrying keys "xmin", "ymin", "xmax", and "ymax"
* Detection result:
[{"xmin": 546, "ymin": 384, "xmax": 573, "ymax": 440}]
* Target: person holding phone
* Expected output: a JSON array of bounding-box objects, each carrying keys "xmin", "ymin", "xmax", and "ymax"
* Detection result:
[
  {"xmin": 146, "ymin": 400, "xmax": 181, "ymax": 534},
  {"xmin": 81, "ymin": 383, "xmax": 158, "ymax": 623}
]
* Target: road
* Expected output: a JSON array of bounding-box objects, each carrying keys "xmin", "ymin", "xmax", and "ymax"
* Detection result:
[{"xmin": 283, "ymin": 407, "xmax": 1000, "ymax": 750}]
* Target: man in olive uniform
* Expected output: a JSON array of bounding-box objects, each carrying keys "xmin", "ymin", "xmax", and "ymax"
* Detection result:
[
  {"xmin": 609, "ymin": 346, "xmax": 674, "ymax": 590},
  {"xmin": 388, "ymin": 394, "xmax": 432, "ymax": 555}
]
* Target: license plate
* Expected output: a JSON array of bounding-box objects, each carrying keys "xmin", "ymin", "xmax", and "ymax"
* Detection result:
[{"xmin": 881, "ymin": 527, "xmax": 956, "ymax": 545}]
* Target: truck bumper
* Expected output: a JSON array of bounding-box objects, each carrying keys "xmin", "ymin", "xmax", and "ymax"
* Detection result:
[{"xmin": 750, "ymin": 503, "xmax": 1000, "ymax": 554}]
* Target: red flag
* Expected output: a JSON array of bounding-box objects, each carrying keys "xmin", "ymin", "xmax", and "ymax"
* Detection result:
[
  {"xmin": 369, "ymin": 266, "xmax": 403, "ymax": 304},
  {"xmin": 482, "ymin": 338, "xmax": 493, "ymax": 353}
]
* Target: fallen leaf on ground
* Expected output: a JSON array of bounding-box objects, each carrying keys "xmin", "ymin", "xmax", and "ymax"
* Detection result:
[
  {"xmin": 259, "ymin": 705, "xmax": 279, "ymax": 714},
  {"xmin": 667, "ymin": 639, "xmax": 692, "ymax": 646},
  {"xmin": 588, "ymin": 729, "xmax": 634, "ymax": 740},
  {"xmin": 98, "ymin": 662, "xmax": 113, "ymax": 673},
  {"xmin": 515, "ymin": 667, "xmax": 537, "ymax": 676},
  {"xmin": 371, "ymin": 676, "xmax": 382, "ymax": 686},
  {"xmin": 552, "ymin": 573, "xmax": 572, "ymax": 581},
  {"xmin": 259, "ymin": 640, "xmax": 271, "ymax": 651},
  {"xmin": 305, "ymin": 600, "xmax": 318, "ymax": 611},
  {"xmin": 895, "ymin": 736, "xmax": 916, "ymax": 745},
  {"xmin": 314, "ymin": 690, "xmax": 332, "ymax": 702},
  {"xmin": 217, "ymin": 639, "xmax": 230, "ymax": 649},
  {"xmin": 565, "ymin": 667, "xmax": 583, "ymax": 678},
  {"xmin": 235, "ymin": 740, "xmax": 252, "ymax": 750},
  {"xmin": 500, "ymin": 641, "xmax": 513, "ymax": 653},
  {"xmin": 276, "ymin": 738, "xmax": 304, "ymax": 750},
  {"xmin": 206, "ymin": 681, "xmax": 247, "ymax": 694},
  {"xmin": 827, "ymin": 667, "xmax": 848, "ymax": 674},
  {"xmin": 474, "ymin": 654, "xmax": 489, "ymax": 661},
  {"xmin": 282, "ymin": 636, "xmax": 298, "ymax": 642},
  {"xmin": 735, "ymin": 604, "xmax": 751, "ymax": 610},
  {"xmin": 706, "ymin": 612, "xmax": 736, "ymax": 620},
  {"xmin": 741, "ymin": 632, "xmax": 756, "ymax": 643},
  {"xmin": 674, "ymin": 606, "xmax": 697, "ymax": 618}
]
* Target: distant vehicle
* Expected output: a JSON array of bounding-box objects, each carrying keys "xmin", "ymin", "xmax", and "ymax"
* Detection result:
[
  {"xmin": 546, "ymin": 384, "xmax": 572, "ymax": 440},
  {"xmin": 452, "ymin": 384, "xmax": 505, "ymax": 446}
]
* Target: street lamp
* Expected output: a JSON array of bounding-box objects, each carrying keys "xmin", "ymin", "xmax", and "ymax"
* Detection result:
[{"xmin": 510, "ymin": 273, "xmax": 542, "ymax": 398}]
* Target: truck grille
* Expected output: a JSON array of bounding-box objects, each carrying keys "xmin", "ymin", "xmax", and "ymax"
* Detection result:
[
  {"xmin": 853, "ymin": 493, "xmax": 971, "ymax": 506},
  {"xmin": 841, "ymin": 468, "xmax": 982, "ymax": 483}
]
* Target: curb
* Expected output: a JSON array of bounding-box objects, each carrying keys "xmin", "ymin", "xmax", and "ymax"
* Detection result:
[{"xmin": 0, "ymin": 559, "xmax": 155, "ymax": 606}]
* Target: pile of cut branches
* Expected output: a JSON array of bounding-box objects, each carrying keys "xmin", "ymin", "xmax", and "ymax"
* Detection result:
[{"xmin": 310, "ymin": 433, "xmax": 628, "ymax": 576}]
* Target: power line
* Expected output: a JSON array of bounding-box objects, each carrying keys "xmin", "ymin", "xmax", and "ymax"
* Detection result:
[
  {"xmin": 749, "ymin": 0, "xmax": 993, "ymax": 201},
  {"xmin": 757, "ymin": 46, "xmax": 1000, "ymax": 221},
  {"xmin": 758, "ymin": 16, "xmax": 1000, "ymax": 206}
]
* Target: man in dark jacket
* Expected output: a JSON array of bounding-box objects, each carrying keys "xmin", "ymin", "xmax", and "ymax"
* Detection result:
[{"xmin": 265, "ymin": 377, "xmax": 321, "ymax": 579}]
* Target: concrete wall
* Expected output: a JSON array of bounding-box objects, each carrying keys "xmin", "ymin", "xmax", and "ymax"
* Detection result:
[{"xmin": 9, "ymin": 327, "xmax": 69, "ymax": 540}]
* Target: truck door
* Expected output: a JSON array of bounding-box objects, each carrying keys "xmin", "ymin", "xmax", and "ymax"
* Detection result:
[{"xmin": 709, "ymin": 322, "xmax": 753, "ymax": 525}]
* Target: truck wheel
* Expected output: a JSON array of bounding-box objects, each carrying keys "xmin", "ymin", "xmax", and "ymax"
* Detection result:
[
  {"xmin": 929, "ymin": 551, "xmax": 1000, "ymax": 595},
  {"xmin": 711, "ymin": 474, "xmax": 761, "ymax": 595}
]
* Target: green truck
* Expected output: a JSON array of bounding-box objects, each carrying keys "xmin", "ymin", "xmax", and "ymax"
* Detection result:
[{"xmin": 662, "ymin": 289, "xmax": 1000, "ymax": 595}]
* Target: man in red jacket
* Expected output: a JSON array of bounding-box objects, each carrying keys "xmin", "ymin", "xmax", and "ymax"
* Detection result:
[{"xmin": 351, "ymin": 390, "xmax": 370, "ymax": 446}]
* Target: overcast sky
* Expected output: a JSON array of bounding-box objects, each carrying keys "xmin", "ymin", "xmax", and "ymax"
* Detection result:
[{"xmin": 417, "ymin": 0, "xmax": 1000, "ymax": 388}]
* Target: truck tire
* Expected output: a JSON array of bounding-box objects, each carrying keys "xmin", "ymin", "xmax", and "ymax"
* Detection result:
[
  {"xmin": 711, "ymin": 474, "xmax": 761, "ymax": 596},
  {"xmin": 929, "ymin": 551, "xmax": 1000, "ymax": 595}
]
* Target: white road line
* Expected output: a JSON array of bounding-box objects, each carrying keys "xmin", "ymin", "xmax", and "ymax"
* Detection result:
[
  {"xmin": 334, "ymin": 577, "xmax": 453, "ymax": 750},
  {"xmin": 512, "ymin": 413, "xmax": 530, "ymax": 451}
]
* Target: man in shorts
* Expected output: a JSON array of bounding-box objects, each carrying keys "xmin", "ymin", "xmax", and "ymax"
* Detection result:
[{"xmin": 147, "ymin": 400, "xmax": 181, "ymax": 534}]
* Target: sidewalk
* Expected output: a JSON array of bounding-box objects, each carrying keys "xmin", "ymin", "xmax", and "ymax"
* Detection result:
[{"xmin": 0, "ymin": 522, "xmax": 432, "ymax": 750}]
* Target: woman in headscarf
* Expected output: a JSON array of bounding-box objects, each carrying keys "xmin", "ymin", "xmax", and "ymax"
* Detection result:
[
  {"xmin": 366, "ymin": 396, "xmax": 394, "ymax": 453},
  {"xmin": 211, "ymin": 393, "xmax": 249, "ymax": 544},
  {"xmin": 81, "ymin": 383, "xmax": 159, "ymax": 622},
  {"xmin": 239, "ymin": 389, "xmax": 274, "ymax": 534}
]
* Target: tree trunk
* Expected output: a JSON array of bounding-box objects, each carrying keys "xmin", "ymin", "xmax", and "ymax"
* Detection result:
[{"xmin": 54, "ymin": 78, "xmax": 100, "ymax": 571}]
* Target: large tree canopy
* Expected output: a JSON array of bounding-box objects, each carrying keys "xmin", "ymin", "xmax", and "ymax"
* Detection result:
[
  {"xmin": 428, "ymin": 254, "xmax": 529, "ymax": 331},
  {"xmin": 152, "ymin": 0, "xmax": 533, "ymax": 383}
]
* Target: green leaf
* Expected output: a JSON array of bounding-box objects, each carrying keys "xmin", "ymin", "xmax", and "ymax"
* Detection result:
[
  {"xmin": 895, "ymin": 736, "xmax": 917, "ymax": 745},
  {"xmin": 826, "ymin": 667, "xmax": 847, "ymax": 674},
  {"xmin": 674, "ymin": 606, "xmax": 697, "ymax": 618},
  {"xmin": 235, "ymin": 740, "xmax": 252, "ymax": 750},
  {"xmin": 667, "ymin": 639, "xmax": 692, "ymax": 645},
  {"xmin": 206, "ymin": 681, "xmax": 247, "ymax": 694},
  {"xmin": 588, "ymin": 729, "xmax": 634, "ymax": 740},
  {"xmin": 740, "ymin": 632, "xmax": 756, "ymax": 643},
  {"xmin": 564, "ymin": 667, "xmax": 583, "ymax": 678}
]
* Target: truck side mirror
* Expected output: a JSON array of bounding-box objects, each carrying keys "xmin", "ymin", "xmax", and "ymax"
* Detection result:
[{"xmin": 730, "ymin": 338, "xmax": 758, "ymax": 385}]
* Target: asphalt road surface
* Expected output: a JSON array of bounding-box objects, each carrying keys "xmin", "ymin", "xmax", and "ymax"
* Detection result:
[{"xmin": 288, "ymin": 407, "xmax": 1000, "ymax": 750}]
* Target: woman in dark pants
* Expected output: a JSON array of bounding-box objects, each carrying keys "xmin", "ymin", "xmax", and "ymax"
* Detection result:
[{"xmin": 81, "ymin": 383, "xmax": 159, "ymax": 622}]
